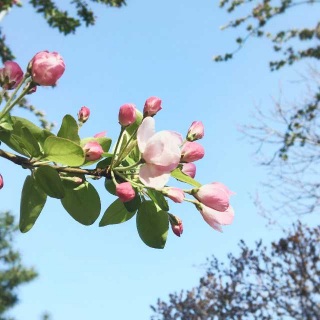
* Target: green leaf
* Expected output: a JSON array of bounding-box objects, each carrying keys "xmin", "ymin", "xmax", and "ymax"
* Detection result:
[
  {"xmin": 57, "ymin": 114, "xmax": 80, "ymax": 144},
  {"xmin": 136, "ymin": 201, "xmax": 169, "ymax": 249},
  {"xmin": 61, "ymin": 182, "xmax": 101, "ymax": 225},
  {"xmin": 20, "ymin": 176, "xmax": 47, "ymax": 233},
  {"xmin": 171, "ymin": 168, "xmax": 201, "ymax": 187},
  {"xmin": 126, "ymin": 110, "xmax": 143, "ymax": 136},
  {"xmin": 34, "ymin": 166, "xmax": 65, "ymax": 199},
  {"xmin": 104, "ymin": 178, "xmax": 116, "ymax": 195},
  {"xmin": 99, "ymin": 198, "xmax": 136, "ymax": 227},
  {"xmin": 96, "ymin": 156, "xmax": 112, "ymax": 169},
  {"xmin": 44, "ymin": 136, "xmax": 85, "ymax": 166},
  {"xmin": 147, "ymin": 189, "xmax": 169, "ymax": 211},
  {"xmin": 21, "ymin": 127, "xmax": 41, "ymax": 157},
  {"xmin": 0, "ymin": 117, "xmax": 53, "ymax": 156},
  {"xmin": 124, "ymin": 194, "xmax": 141, "ymax": 213},
  {"xmin": 0, "ymin": 112, "xmax": 13, "ymax": 131}
]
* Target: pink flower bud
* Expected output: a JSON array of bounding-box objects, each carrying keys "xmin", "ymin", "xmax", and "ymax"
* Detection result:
[
  {"xmin": 0, "ymin": 61, "xmax": 23, "ymax": 90},
  {"xmin": 116, "ymin": 182, "xmax": 136, "ymax": 202},
  {"xmin": 0, "ymin": 174, "xmax": 3, "ymax": 189},
  {"xmin": 143, "ymin": 96, "xmax": 162, "ymax": 117},
  {"xmin": 163, "ymin": 187, "xmax": 185, "ymax": 203},
  {"xmin": 181, "ymin": 163, "xmax": 196, "ymax": 178},
  {"xmin": 181, "ymin": 142, "xmax": 205, "ymax": 163},
  {"xmin": 169, "ymin": 214, "xmax": 183, "ymax": 237},
  {"xmin": 119, "ymin": 103, "xmax": 137, "ymax": 127},
  {"xmin": 187, "ymin": 121, "xmax": 204, "ymax": 141},
  {"xmin": 78, "ymin": 106, "xmax": 90, "ymax": 123},
  {"xmin": 94, "ymin": 131, "xmax": 107, "ymax": 138},
  {"xmin": 199, "ymin": 204, "xmax": 234, "ymax": 232},
  {"xmin": 83, "ymin": 141, "xmax": 103, "ymax": 161},
  {"xmin": 195, "ymin": 182, "xmax": 234, "ymax": 212},
  {"xmin": 31, "ymin": 51, "xmax": 65, "ymax": 86}
]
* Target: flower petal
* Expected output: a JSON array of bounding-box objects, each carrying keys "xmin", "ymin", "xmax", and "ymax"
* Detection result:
[
  {"xmin": 143, "ymin": 131, "xmax": 181, "ymax": 169},
  {"xmin": 139, "ymin": 163, "xmax": 170, "ymax": 189},
  {"xmin": 199, "ymin": 205, "xmax": 234, "ymax": 231},
  {"xmin": 137, "ymin": 117, "xmax": 155, "ymax": 153}
]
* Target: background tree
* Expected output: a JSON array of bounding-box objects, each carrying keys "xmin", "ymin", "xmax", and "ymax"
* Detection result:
[
  {"xmin": 0, "ymin": 212, "xmax": 38, "ymax": 320},
  {"xmin": 151, "ymin": 222, "xmax": 320, "ymax": 320},
  {"xmin": 215, "ymin": 0, "xmax": 320, "ymax": 220}
]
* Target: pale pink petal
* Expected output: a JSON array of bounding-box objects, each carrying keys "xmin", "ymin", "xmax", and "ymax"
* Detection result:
[
  {"xmin": 137, "ymin": 117, "xmax": 155, "ymax": 153},
  {"xmin": 211, "ymin": 182, "xmax": 235, "ymax": 196},
  {"xmin": 199, "ymin": 205, "xmax": 234, "ymax": 231},
  {"xmin": 94, "ymin": 131, "xmax": 107, "ymax": 138},
  {"xmin": 143, "ymin": 131, "xmax": 181, "ymax": 168},
  {"xmin": 139, "ymin": 163, "xmax": 170, "ymax": 190},
  {"xmin": 168, "ymin": 131, "xmax": 183, "ymax": 146}
]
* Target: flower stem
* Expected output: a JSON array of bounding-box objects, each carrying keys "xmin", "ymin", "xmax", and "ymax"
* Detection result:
[
  {"xmin": 0, "ymin": 73, "xmax": 29, "ymax": 119},
  {"xmin": 183, "ymin": 198, "xmax": 200, "ymax": 205},
  {"xmin": 113, "ymin": 160, "xmax": 141, "ymax": 172},
  {"xmin": 114, "ymin": 126, "xmax": 139, "ymax": 166},
  {"xmin": 110, "ymin": 127, "xmax": 125, "ymax": 170}
]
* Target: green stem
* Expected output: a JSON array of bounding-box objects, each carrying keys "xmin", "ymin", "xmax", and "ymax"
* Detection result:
[
  {"xmin": 110, "ymin": 127, "xmax": 125, "ymax": 170},
  {"xmin": 0, "ymin": 81, "xmax": 32, "ymax": 122},
  {"xmin": 114, "ymin": 126, "xmax": 139, "ymax": 166},
  {"xmin": 0, "ymin": 73, "xmax": 29, "ymax": 118},
  {"xmin": 183, "ymin": 198, "xmax": 200, "ymax": 205},
  {"xmin": 113, "ymin": 160, "xmax": 141, "ymax": 172},
  {"xmin": 0, "ymin": 89, "xmax": 7, "ymax": 105},
  {"xmin": 111, "ymin": 170, "xmax": 118, "ymax": 186},
  {"xmin": 115, "ymin": 171, "xmax": 152, "ymax": 190}
]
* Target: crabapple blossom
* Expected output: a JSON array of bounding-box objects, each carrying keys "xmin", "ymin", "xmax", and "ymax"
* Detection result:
[
  {"xmin": 83, "ymin": 141, "xmax": 103, "ymax": 161},
  {"xmin": 31, "ymin": 51, "xmax": 65, "ymax": 86},
  {"xmin": 119, "ymin": 103, "xmax": 136, "ymax": 127},
  {"xmin": 181, "ymin": 163, "xmax": 196, "ymax": 178},
  {"xmin": 163, "ymin": 187, "xmax": 185, "ymax": 203},
  {"xmin": 0, "ymin": 174, "xmax": 3, "ymax": 189},
  {"xmin": 94, "ymin": 131, "xmax": 107, "ymax": 138},
  {"xmin": 116, "ymin": 182, "xmax": 136, "ymax": 202},
  {"xmin": 143, "ymin": 96, "xmax": 162, "ymax": 117},
  {"xmin": 169, "ymin": 215, "xmax": 183, "ymax": 237},
  {"xmin": 181, "ymin": 141, "xmax": 205, "ymax": 163},
  {"xmin": 0, "ymin": 61, "xmax": 23, "ymax": 90},
  {"xmin": 78, "ymin": 106, "xmax": 90, "ymax": 123}
]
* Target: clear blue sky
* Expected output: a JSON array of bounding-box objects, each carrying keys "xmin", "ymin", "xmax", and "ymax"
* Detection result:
[{"xmin": 0, "ymin": 1, "xmax": 319, "ymax": 319}]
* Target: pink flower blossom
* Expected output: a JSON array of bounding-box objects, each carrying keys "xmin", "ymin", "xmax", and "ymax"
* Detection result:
[
  {"xmin": 199, "ymin": 204, "xmax": 234, "ymax": 232},
  {"xmin": 94, "ymin": 131, "xmax": 107, "ymax": 138},
  {"xmin": 137, "ymin": 117, "xmax": 182, "ymax": 189},
  {"xmin": 187, "ymin": 121, "xmax": 204, "ymax": 141},
  {"xmin": 31, "ymin": 51, "xmax": 65, "ymax": 86},
  {"xmin": 195, "ymin": 182, "xmax": 234, "ymax": 212},
  {"xmin": 163, "ymin": 187, "xmax": 185, "ymax": 203},
  {"xmin": 0, "ymin": 174, "xmax": 3, "ymax": 189},
  {"xmin": 119, "ymin": 103, "xmax": 137, "ymax": 127},
  {"xmin": 116, "ymin": 182, "xmax": 136, "ymax": 202},
  {"xmin": 181, "ymin": 141, "xmax": 205, "ymax": 163},
  {"xmin": 83, "ymin": 141, "xmax": 103, "ymax": 161},
  {"xmin": 0, "ymin": 61, "xmax": 23, "ymax": 90},
  {"xmin": 143, "ymin": 96, "xmax": 162, "ymax": 117},
  {"xmin": 169, "ymin": 215, "xmax": 183, "ymax": 237},
  {"xmin": 78, "ymin": 106, "xmax": 90, "ymax": 123},
  {"xmin": 181, "ymin": 163, "xmax": 196, "ymax": 178}
]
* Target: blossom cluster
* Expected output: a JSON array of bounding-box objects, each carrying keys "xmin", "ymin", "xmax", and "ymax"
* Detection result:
[{"xmin": 0, "ymin": 50, "xmax": 235, "ymax": 248}]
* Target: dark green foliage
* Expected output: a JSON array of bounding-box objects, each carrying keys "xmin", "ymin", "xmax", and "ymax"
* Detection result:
[
  {"xmin": 215, "ymin": 0, "xmax": 320, "ymax": 71},
  {"xmin": 0, "ymin": 212, "xmax": 38, "ymax": 319},
  {"xmin": 151, "ymin": 222, "xmax": 320, "ymax": 319}
]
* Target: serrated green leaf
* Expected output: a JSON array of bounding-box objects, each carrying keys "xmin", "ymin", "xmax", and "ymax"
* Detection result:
[
  {"xmin": 34, "ymin": 166, "xmax": 65, "ymax": 199},
  {"xmin": 57, "ymin": 114, "xmax": 80, "ymax": 144},
  {"xmin": 171, "ymin": 168, "xmax": 201, "ymax": 187},
  {"xmin": 20, "ymin": 176, "xmax": 47, "ymax": 233},
  {"xmin": 147, "ymin": 189, "xmax": 169, "ymax": 211},
  {"xmin": 99, "ymin": 198, "xmax": 136, "ymax": 227},
  {"xmin": 61, "ymin": 182, "xmax": 101, "ymax": 225},
  {"xmin": 136, "ymin": 201, "xmax": 169, "ymax": 249},
  {"xmin": 44, "ymin": 136, "xmax": 85, "ymax": 166}
]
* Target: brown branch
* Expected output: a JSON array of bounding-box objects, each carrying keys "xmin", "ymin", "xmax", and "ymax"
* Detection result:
[{"xmin": 0, "ymin": 149, "xmax": 110, "ymax": 178}]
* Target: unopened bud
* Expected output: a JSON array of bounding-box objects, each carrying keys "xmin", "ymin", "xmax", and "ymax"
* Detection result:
[
  {"xmin": 143, "ymin": 96, "xmax": 162, "ymax": 117},
  {"xmin": 116, "ymin": 182, "xmax": 136, "ymax": 202},
  {"xmin": 119, "ymin": 103, "xmax": 137, "ymax": 127},
  {"xmin": 181, "ymin": 142, "xmax": 205, "ymax": 163},
  {"xmin": 187, "ymin": 121, "xmax": 204, "ymax": 141},
  {"xmin": 83, "ymin": 141, "xmax": 103, "ymax": 161},
  {"xmin": 163, "ymin": 187, "xmax": 185, "ymax": 203},
  {"xmin": 181, "ymin": 163, "xmax": 196, "ymax": 178},
  {"xmin": 0, "ymin": 61, "xmax": 23, "ymax": 90},
  {"xmin": 169, "ymin": 214, "xmax": 183, "ymax": 237},
  {"xmin": 0, "ymin": 174, "xmax": 3, "ymax": 189},
  {"xmin": 78, "ymin": 106, "xmax": 90, "ymax": 123}
]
